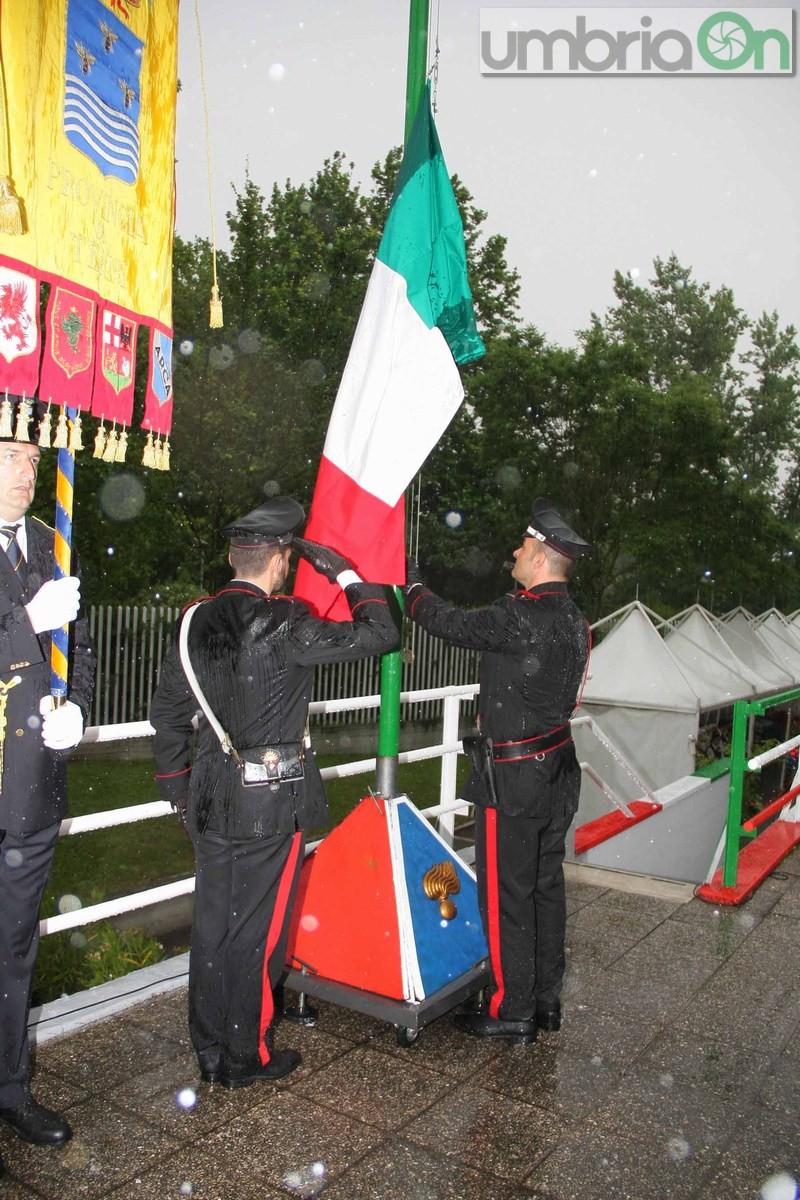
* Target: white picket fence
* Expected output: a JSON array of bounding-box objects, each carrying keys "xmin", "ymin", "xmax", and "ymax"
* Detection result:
[{"xmin": 87, "ymin": 605, "xmax": 480, "ymax": 729}]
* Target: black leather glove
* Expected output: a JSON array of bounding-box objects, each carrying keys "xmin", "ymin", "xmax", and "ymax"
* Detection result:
[
  {"xmin": 405, "ymin": 556, "xmax": 424, "ymax": 586},
  {"xmin": 294, "ymin": 537, "xmax": 356, "ymax": 583},
  {"xmin": 403, "ymin": 556, "xmax": 426, "ymax": 599}
]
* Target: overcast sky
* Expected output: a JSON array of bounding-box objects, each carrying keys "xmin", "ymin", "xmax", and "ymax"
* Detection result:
[{"xmin": 175, "ymin": 2, "xmax": 798, "ymax": 348}]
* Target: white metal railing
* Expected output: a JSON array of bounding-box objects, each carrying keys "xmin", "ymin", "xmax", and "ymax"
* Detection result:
[
  {"xmin": 41, "ymin": 684, "xmax": 480, "ymax": 938},
  {"xmin": 43, "ymin": 688, "xmax": 648, "ymax": 941}
]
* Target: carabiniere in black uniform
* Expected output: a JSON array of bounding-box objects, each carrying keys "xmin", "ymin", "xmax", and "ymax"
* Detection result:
[
  {"xmin": 151, "ymin": 499, "xmax": 398, "ymax": 1087},
  {"xmin": 405, "ymin": 497, "xmax": 591, "ymax": 1043}
]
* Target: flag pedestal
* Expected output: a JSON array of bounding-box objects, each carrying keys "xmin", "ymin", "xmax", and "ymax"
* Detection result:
[{"xmin": 284, "ymin": 795, "xmax": 489, "ymax": 1045}]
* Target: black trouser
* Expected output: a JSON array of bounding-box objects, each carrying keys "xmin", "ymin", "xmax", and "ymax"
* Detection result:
[
  {"xmin": 475, "ymin": 806, "xmax": 571, "ymax": 1021},
  {"xmin": 188, "ymin": 826, "xmax": 304, "ymax": 1069},
  {"xmin": 0, "ymin": 821, "xmax": 60, "ymax": 1106}
]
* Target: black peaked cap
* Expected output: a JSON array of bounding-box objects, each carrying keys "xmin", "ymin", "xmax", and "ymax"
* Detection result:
[
  {"xmin": 523, "ymin": 497, "xmax": 592, "ymax": 559},
  {"xmin": 222, "ymin": 497, "xmax": 305, "ymax": 547}
]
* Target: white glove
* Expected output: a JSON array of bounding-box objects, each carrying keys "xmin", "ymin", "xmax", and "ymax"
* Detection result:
[
  {"xmin": 25, "ymin": 577, "xmax": 81, "ymax": 633},
  {"xmin": 40, "ymin": 697, "xmax": 84, "ymax": 750}
]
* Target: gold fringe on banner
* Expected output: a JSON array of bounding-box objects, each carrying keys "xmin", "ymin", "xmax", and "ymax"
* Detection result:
[
  {"xmin": 37, "ymin": 403, "xmax": 52, "ymax": 448},
  {"xmin": 52, "ymin": 409, "xmax": 69, "ymax": 449},
  {"xmin": 93, "ymin": 421, "xmax": 106, "ymax": 459},
  {"xmin": 160, "ymin": 437, "xmax": 171, "ymax": 471},
  {"xmin": 0, "ymin": 394, "xmax": 13, "ymax": 438},
  {"xmin": 114, "ymin": 428, "xmax": 127, "ymax": 462},
  {"xmin": 68, "ymin": 413, "xmax": 83, "ymax": 452},
  {"xmin": 209, "ymin": 283, "xmax": 223, "ymax": 329},
  {"xmin": 14, "ymin": 395, "xmax": 31, "ymax": 440},
  {"xmin": 102, "ymin": 425, "xmax": 118, "ymax": 462},
  {"xmin": 142, "ymin": 430, "xmax": 155, "ymax": 468}
]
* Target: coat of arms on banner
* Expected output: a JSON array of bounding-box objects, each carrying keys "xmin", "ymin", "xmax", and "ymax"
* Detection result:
[
  {"xmin": 100, "ymin": 310, "xmax": 136, "ymax": 394},
  {"xmin": 150, "ymin": 330, "xmax": 173, "ymax": 405},
  {"xmin": 0, "ymin": 268, "xmax": 38, "ymax": 364},
  {"xmin": 49, "ymin": 287, "xmax": 94, "ymax": 378},
  {"xmin": 64, "ymin": 0, "xmax": 144, "ymax": 185}
]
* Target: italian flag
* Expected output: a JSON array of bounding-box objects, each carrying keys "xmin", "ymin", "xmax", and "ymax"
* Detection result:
[{"xmin": 294, "ymin": 83, "xmax": 484, "ymax": 619}]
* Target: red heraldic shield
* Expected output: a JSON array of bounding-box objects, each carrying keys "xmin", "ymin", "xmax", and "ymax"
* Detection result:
[
  {"xmin": 143, "ymin": 328, "xmax": 173, "ymax": 435},
  {"xmin": 93, "ymin": 306, "xmax": 138, "ymax": 424},
  {"xmin": 39, "ymin": 285, "xmax": 96, "ymax": 410},
  {"xmin": 0, "ymin": 265, "xmax": 40, "ymax": 396}
]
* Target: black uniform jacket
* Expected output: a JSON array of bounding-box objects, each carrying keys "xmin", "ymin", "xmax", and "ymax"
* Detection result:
[
  {"xmin": 151, "ymin": 580, "xmax": 398, "ymax": 837},
  {"xmin": 407, "ymin": 581, "xmax": 590, "ymax": 819},
  {"xmin": 0, "ymin": 516, "xmax": 95, "ymax": 834}
]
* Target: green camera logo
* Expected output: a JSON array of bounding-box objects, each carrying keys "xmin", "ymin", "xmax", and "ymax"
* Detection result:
[{"xmin": 697, "ymin": 11, "xmax": 791, "ymax": 70}]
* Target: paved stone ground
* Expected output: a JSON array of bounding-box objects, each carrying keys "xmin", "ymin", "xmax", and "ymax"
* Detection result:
[{"xmin": 3, "ymin": 851, "xmax": 799, "ymax": 1200}]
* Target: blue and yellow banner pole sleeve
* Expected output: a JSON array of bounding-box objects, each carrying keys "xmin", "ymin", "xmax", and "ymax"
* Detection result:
[{"xmin": 50, "ymin": 408, "xmax": 75, "ymax": 703}]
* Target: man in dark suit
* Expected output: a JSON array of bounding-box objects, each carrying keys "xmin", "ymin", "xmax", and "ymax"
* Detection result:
[
  {"xmin": 0, "ymin": 432, "xmax": 95, "ymax": 1161},
  {"xmin": 151, "ymin": 498, "xmax": 398, "ymax": 1089},
  {"xmin": 404, "ymin": 498, "xmax": 591, "ymax": 1044}
]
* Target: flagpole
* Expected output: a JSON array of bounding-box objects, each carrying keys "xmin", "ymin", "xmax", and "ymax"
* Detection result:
[{"xmin": 375, "ymin": 0, "xmax": 430, "ymax": 800}]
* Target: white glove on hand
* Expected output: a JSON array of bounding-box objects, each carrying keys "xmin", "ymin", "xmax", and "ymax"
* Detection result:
[
  {"xmin": 25, "ymin": 577, "xmax": 81, "ymax": 633},
  {"xmin": 40, "ymin": 697, "xmax": 84, "ymax": 750}
]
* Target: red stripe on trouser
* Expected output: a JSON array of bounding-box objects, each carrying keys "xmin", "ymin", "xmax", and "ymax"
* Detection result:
[
  {"xmin": 258, "ymin": 832, "xmax": 303, "ymax": 1064},
  {"xmin": 484, "ymin": 808, "xmax": 506, "ymax": 1019}
]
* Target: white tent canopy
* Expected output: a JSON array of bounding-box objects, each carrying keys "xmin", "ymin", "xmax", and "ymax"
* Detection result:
[{"xmin": 577, "ymin": 601, "xmax": 800, "ymax": 793}]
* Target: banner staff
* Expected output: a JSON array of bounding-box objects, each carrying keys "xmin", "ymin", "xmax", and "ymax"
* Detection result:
[
  {"xmin": 374, "ymin": 0, "xmax": 431, "ymax": 799},
  {"xmin": 50, "ymin": 406, "xmax": 77, "ymax": 703}
]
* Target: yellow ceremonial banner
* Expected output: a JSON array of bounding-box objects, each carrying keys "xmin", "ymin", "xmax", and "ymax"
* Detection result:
[{"xmin": 0, "ymin": 0, "xmax": 178, "ymax": 328}]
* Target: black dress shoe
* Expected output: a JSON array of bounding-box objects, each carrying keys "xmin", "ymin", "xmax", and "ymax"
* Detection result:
[
  {"xmin": 536, "ymin": 1004, "xmax": 561, "ymax": 1032},
  {"xmin": 0, "ymin": 1095, "xmax": 72, "ymax": 1146},
  {"xmin": 219, "ymin": 1047, "xmax": 302, "ymax": 1089},
  {"xmin": 452, "ymin": 1013, "xmax": 536, "ymax": 1044},
  {"xmin": 197, "ymin": 1052, "xmax": 223, "ymax": 1084}
]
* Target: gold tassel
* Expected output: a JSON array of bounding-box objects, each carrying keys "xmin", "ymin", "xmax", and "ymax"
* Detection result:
[
  {"xmin": 209, "ymin": 283, "xmax": 223, "ymax": 328},
  {"xmin": 68, "ymin": 413, "xmax": 83, "ymax": 452},
  {"xmin": 114, "ymin": 428, "xmax": 127, "ymax": 462},
  {"xmin": 0, "ymin": 178, "xmax": 23, "ymax": 235},
  {"xmin": 0, "ymin": 43, "xmax": 24, "ymax": 235},
  {"xmin": 0, "ymin": 394, "xmax": 14, "ymax": 438},
  {"xmin": 53, "ymin": 409, "xmax": 69, "ymax": 449},
  {"xmin": 93, "ymin": 421, "xmax": 107, "ymax": 459},
  {"xmin": 141, "ymin": 430, "xmax": 154, "ymax": 468},
  {"xmin": 14, "ymin": 395, "xmax": 31, "ymax": 441},
  {"xmin": 37, "ymin": 404, "xmax": 52, "ymax": 449},
  {"xmin": 160, "ymin": 437, "xmax": 171, "ymax": 471},
  {"xmin": 102, "ymin": 425, "xmax": 118, "ymax": 462}
]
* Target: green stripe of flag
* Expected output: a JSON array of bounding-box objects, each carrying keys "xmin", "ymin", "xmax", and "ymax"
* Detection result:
[{"xmin": 376, "ymin": 81, "xmax": 485, "ymax": 368}]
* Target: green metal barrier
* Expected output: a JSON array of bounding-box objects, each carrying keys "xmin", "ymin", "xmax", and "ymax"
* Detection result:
[{"xmin": 723, "ymin": 686, "xmax": 800, "ymax": 887}]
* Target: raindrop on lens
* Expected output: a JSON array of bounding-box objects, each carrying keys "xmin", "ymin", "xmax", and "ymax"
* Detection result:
[
  {"xmin": 269, "ymin": 63, "xmax": 286, "ymax": 82},
  {"xmin": 5, "ymin": 849, "xmax": 23, "ymax": 868},
  {"xmin": 58, "ymin": 894, "xmax": 82, "ymax": 913},
  {"xmin": 178, "ymin": 340, "xmax": 194, "ymax": 357},
  {"xmin": 667, "ymin": 1136, "xmax": 691, "ymax": 1162},
  {"xmin": 99, "ymin": 473, "xmax": 146, "ymax": 522},
  {"xmin": 263, "ymin": 480, "xmax": 281, "ymax": 498},
  {"xmin": 760, "ymin": 1173, "xmax": 799, "ymax": 1200},
  {"xmin": 444, "ymin": 511, "xmax": 462, "ymax": 529},
  {"xmin": 495, "ymin": 464, "xmax": 520, "ymax": 491},
  {"xmin": 237, "ymin": 329, "xmax": 261, "ymax": 355},
  {"xmin": 176, "ymin": 1087, "xmax": 197, "ymax": 1111},
  {"xmin": 179, "ymin": 1183, "xmax": 195, "ymax": 1198}
]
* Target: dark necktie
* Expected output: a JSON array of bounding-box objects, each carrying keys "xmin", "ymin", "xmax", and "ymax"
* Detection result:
[{"xmin": 1, "ymin": 525, "xmax": 25, "ymax": 580}]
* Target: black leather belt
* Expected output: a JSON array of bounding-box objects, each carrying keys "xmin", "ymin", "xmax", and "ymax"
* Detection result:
[{"xmin": 492, "ymin": 724, "xmax": 571, "ymax": 763}]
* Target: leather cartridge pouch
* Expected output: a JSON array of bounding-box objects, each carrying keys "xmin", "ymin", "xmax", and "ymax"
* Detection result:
[
  {"xmin": 234, "ymin": 742, "xmax": 305, "ymax": 792},
  {"xmin": 461, "ymin": 732, "xmax": 498, "ymax": 808}
]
